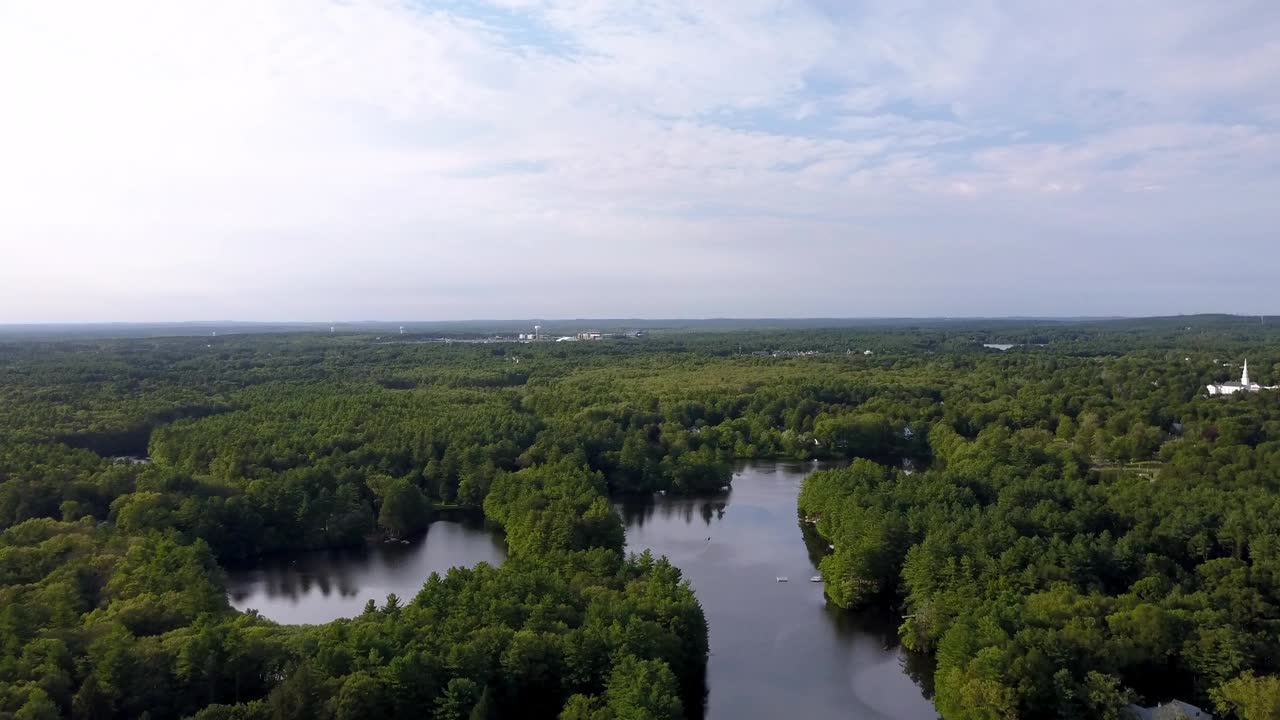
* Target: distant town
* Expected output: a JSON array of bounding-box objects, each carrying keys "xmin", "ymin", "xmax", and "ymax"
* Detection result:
[
  {"xmin": 364, "ymin": 324, "xmax": 648, "ymax": 345},
  {"xmin": 513, "ymin": 325, "xmax": 646, "ymax": 342}
]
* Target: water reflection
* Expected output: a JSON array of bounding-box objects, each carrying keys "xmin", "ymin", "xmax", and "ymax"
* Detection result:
[
  {"xmin": 617, "ymin": 496, "xmax": 729, "ymax": 529},
  {"xmin": 226, "ymin": 463, "xmax": 937, "ymax": 718},
  {"xmin": 226, "ymin": 516, "xmax": 505, "ymax": 624},
  {"xmin": 617, "ymin": 461, "xmax": 937, "ymax": 720}
]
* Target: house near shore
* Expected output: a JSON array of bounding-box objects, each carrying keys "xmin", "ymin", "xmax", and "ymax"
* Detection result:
[{"xmin": 1207, "ymin": 359, "xmax": 1277, "ymax": 396}]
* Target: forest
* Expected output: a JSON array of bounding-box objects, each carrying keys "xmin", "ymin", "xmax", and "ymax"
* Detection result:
[{"xmin": 2, "ymin": 316, "xmax": 1280, "ymax": 719}]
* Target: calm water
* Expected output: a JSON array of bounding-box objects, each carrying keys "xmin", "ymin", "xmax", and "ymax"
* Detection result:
[
  {"xmin": 225, "ymin": 463, "xmax": 937, "ymax": 718},
  {"xmin": 226, "ymin": 515, "xmax": 505, "ymax": 624},
  {"xmin": 619, "ymin": 461, "xmax": 937, "ymax": 720}
]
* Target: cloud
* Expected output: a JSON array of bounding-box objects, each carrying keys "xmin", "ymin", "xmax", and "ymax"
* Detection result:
[{"xmin": 0, "ymin": 0, "xmax": 1277, "ymax": 321}]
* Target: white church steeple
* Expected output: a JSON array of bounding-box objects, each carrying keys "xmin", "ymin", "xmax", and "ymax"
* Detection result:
[{"xmin": 1208, "ymin": 358, "xmax": 1275, "ymax": 396}]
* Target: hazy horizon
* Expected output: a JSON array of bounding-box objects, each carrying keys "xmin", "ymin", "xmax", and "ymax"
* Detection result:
[
  {"xmin": 7, "ymin": 313, "xmax": 1274, "ymax": 328},
  {"xmin": 0, "ymin": 311, "xmax": 1264, "ymax": 326},
  {"xmin": 3, "ymin": 1, "xmax": 1278, "ymax": 322}
]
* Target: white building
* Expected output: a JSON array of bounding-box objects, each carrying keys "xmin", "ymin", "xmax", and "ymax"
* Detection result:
[{"xmin": 1207, "ymin": 360, "xmax": 1277, "ymax": 396}]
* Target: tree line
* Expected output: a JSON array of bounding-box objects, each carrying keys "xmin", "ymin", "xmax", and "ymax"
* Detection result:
[{"xmin": 2, "ymin": 320, "xmax": 1279, "ymax": 718}]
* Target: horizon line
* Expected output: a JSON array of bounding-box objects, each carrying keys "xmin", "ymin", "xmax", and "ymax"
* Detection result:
[{"xmin": 4, "ymin": 313, "xmax": 1278, "ymax": 326}]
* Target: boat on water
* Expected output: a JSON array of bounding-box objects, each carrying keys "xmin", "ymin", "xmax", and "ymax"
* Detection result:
[
  {"xmin": 776, "ymin": 576, "xmax": 788, "ymax": 582},
  {"xmin": 810, "ymin": 576, "xmax": 822, "ymax": 582}
]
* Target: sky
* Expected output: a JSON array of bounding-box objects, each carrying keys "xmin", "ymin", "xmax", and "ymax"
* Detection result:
[{"xmin": 1, "ymin": 0, "xmax": 1279, "ymax": 322}]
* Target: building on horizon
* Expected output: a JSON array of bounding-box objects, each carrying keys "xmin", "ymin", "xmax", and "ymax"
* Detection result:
[{"xmin": 1207, "ymin": 359, "xmax": 1277, "ymax": 395}]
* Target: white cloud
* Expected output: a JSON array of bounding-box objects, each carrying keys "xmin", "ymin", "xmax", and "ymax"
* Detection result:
[{"xmin": 0, "ymin": 0, "xmax": 1278, "ymax": 320}]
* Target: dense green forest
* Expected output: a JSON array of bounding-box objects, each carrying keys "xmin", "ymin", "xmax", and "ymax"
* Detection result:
[{"xmin": 2, "ymin": 317, "xmax": 1280, "ymax": 718}]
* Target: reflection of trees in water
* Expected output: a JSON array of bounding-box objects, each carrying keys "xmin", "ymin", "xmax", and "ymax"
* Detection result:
[
  {"xmin": 799, "ymin": 521, "xmax": 831, "ymax": 569},
  {"xmin": 823, "ymin": 603, "xmax": 900, "ymax": 647},
  {"xmin": 821, "ymin": 602, "xmax": 937, "ymax": 700},
  {"xmin": 616, "ymin": 498, "xmax": 656, "ymax": 527},
  {"xmin": 900, "ymin": 646, "xmax": 936, "ymax": 700},
  {"xmin": 229, "ymin": 518, "xmax": 505, "ymax": 622},
  {"xmin": 248, "ymin": 548, "xmax": 365, "ymax": 601},
  {"xmin": 697, "ymin": 501, "xmax": 727, "ymax": 524},
  {"xmin": 617, "ymin": 495, "xmax": 729, "ymax": 530},
  {"xmin": 798, "ymin": 510, "xmax": 937, "ymax": 701},
  {"xmin": 622, "ymin": 497, "xmax": 697, "ymax": 525},
  {"xmin": 683, "ymin": 662, "xmax": 708, "ymax": 720}
]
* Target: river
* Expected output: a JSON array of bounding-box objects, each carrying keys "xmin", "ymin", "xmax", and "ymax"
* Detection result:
[
  {"xmin": 619, "ymin": 461, "xmax": 936, "ymax": 719},
  {"xmin": 226, "ymin": 461, "xmax": 937, "ymax": 719}
]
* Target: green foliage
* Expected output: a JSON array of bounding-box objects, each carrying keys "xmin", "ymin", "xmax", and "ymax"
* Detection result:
[
  {"xmin": 602, "ymin": 657, "xmax": 683, "ymax": 720},
  {"xmin": 799, "ymin": 357, "xmax": 1280, "ymax": 717},
  {"xmin": 1212, "ymin": 672, "xmax": 1280, "ymax": 719},
  {"xmin": 813, "ymin": 412, "xmax": 894, "ymax": 457},
  {"xmin": 559, "ymin": 694, "xmax": 609, "ymax": 720},
  {"xmin": 3, "ymin": 320, "xmax": 1280, "ymax": 718},
  {"xmin": 374, "ymin": 478, "xmax": 432, "ymax": 539},
  {"xmin": 484, "ymin": 461, "xmax": 624, "ymax": 556}
]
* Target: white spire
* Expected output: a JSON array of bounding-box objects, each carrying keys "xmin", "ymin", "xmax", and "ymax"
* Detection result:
[{"xmin": 1242, "ymin": 359, "xmax": 1250, "ymax": 387}]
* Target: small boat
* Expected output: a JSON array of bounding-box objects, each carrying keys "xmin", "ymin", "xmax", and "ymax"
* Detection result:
[
  {"xmin": 810, "ymin": 576, "xmax": 822, "ymax": 583},
  {"xmin": 776, "ymin": 576, "xmax": 788, "ymax": 583}
]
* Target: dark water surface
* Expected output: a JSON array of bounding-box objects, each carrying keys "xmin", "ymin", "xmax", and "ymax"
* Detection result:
[
  {"xmin": 619, "ymin": 461, "xmax": 937, "ymax": 720},
  {"xmin": 226, "ymin": 515, "xmax": 505, "ymax": 624},
  {"xmin": 226, "ymin": 462, "xmax": 937, "ymax": 718}
]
